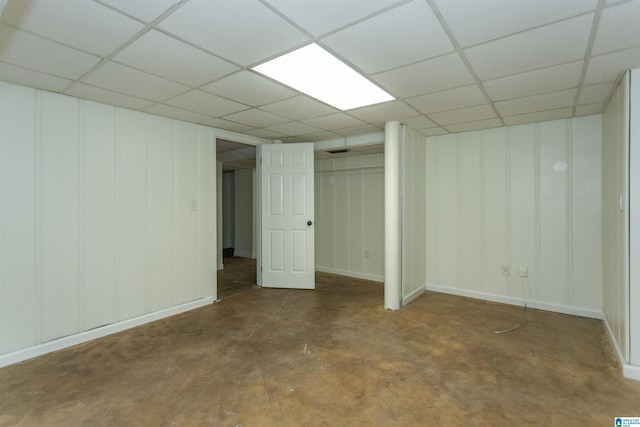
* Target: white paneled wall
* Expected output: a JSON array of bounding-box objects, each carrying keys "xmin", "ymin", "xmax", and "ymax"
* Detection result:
[
  {"xmin": 402, "ymin": 127, "xmax": 426, "ymax": 304},
  {"xmin": 425, "ymin": 116, "xmax": 603, "ymax": 318},
  {"xmin": 234, "ymin": 168, "xmax": 256, "ymax": 259},
  {"xmin": 602, "ymin": 75, "xmax": 629, "ymax": 362},
  {"xmin": 315, "ymin": 154, "xmax": 384, "ymax": 282},
  {"xmin": 0, "ymin": 82, "xmax": 216, "ymax": 364}
]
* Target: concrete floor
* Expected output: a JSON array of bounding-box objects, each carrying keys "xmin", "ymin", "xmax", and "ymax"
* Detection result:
[{"xmin": 1, "ymin": 258, "xmax": 639, "ymax": 426}]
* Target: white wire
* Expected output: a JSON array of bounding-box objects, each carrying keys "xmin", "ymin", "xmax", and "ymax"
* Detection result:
[{"xmin": 494, "ymin": 274, "xmax": 529, "ymax": 334}]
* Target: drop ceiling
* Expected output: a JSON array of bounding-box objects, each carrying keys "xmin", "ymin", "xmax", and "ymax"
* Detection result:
[{"xmin": 0, "ymin": 0, "xmax": 638, "ymax": 142}]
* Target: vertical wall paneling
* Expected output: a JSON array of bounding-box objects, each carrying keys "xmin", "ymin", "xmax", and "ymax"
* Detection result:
[
  {"xmin": 199, "ymin": 128, "xmax": 215, "ymax": 299},
  {"xmin": 629, "ymin": 69, "xmax": 640, "ymax": 366},
  {"xmin": 147, "ymin": 115, "xmax": 175, "ymax": 312},
  {"xmin": 40, "ymin": 92, "xmax": 81, "ymax": 342},
  {"xmin": 315, "ymin": 153, "xmax": 384, "ymax": 282},
  {"xmin": 233, "ymin": 168, "xmax": 255, "ymax": 259},
  {"xmin": 0, "ymin": 83, "xmax": 38, "ymax": 352},
  {"xmin": 117, "ymin": 109, "xmax": 148, "ymax": 320},
  {"xmin": 82, "ymin": 101, "xmax": 117, "ymax": 329},
  {"xmin": 216, "ymin": 161, "xmax": 223, "ymax": 270},
  {"xmin": 425, "ymin": 116, "xmax": 602, "ymax": 318},
  {"xmin": 174, "ymin": 121, "xmax": 198, "ymax": 305}
]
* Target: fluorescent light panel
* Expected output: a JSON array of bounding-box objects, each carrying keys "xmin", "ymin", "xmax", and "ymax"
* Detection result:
[{"xmin": 253, "ymin": 43, "xmax": 394, "ymax": 111}]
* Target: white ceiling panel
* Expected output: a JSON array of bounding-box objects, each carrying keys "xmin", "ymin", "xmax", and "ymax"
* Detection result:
[
  {"xmin": 372, "ymin": 53, "xmax": 474, "ymax": 98},
  {"xmin": 348, "ymin": 101, "xmax": 419, "ymax": 123},
  {"xmin": 584, "ymin": 47, "xmax": 640, "ymax": 84},
  {"xmin": 333, "ymin": 124, "xmax": 382, "ymax": 136},
  {"xmin": 495, "ymin": 88, "xmax": 576, "ymax": 116},
  {"xmin": 429, "ymin": 104, "xmax": 497, "ymax": 126},
  {"xmin": 97, "ymin": 0, "xmax": 179, "ymax": 23},
  {"xmin": 223, "ymin": 108, "xmax": 291, "ymax": 128},
  {"xmin": 575, "ymin": 103, "xmax": 604, "ymax": 116},
  {"xmin": 578, "ymin": 82, "xmax": 615, "ymax": 105},
  {"xmin": 464, "ymin": 14, "xmax": 593, "ymax": 80},
  {"xmin": 484, "ymin": 61, "xmax": 584, "ymax": 101},
  {"xmin": 401, "ymin": 116, "xmax": 438, "ymax": 130},
  {"xmin": 592, "ymin": 0, "xmax": 640, "ymax": 55},
  {"xmin": 406, "ymin": 85, "xmax": 487, "ymax": 115},
  {"xmin": 144, "ymin": 104, "xmax": 211, "ymax": 123},
  {"xmin": 200, "ymin": 118, "xmax": 256, "ymax": 134},
  {"xmin": 322, "ymin": 0, "xmax": 453, "ymax": 74},
  {"xmin": 244, "ymin": 128, "xmax": 288, "ymax": 139},
  {"xmin": 0, "ymin": 62, "xmax": 71, "ymax": 92},
  {"xmin": 265, "ymin": 122, "xmax": 323, "ymax": 136},
  {"xmin": 83, "ymin": 61, "xmax": 188, "ymax": 102},
  {"xmin": 158, "ymin": 0, "xmax": 309, "ymax": 66},
  {"xmin": 0, "ymin": 0, "xmax": 144, "ymax": 57},
  {"xmin": 435, "ymin": 0, "xmax": 597, "ymax": 48},
  {"xmin": 165, "ymin": 89, "xmax": 248, "ymax": 117},
  {"xmin": 264, "ymin": 0, "xmax": 402, "ymax": 37},
  {"xmin": 65, "ymin": 83, "xmax": 156, "ymax": 110},
  {"xmin": 260, "ymin": 96, "xmax": 338, "ymax": 121},
  {"xmin": 201, "ymin": 71, "xmax": 295, "ymax": 106},
  {"xmin": 296, "ymin": 130, "xmax": 343, "ymax": 141},
  {"xmin": 503, "ymin": 107, "xmax": 573, "ymax": 126},
  {"xmin": 0, "ymin": 24, "xmax": 101, "ymax": 79},
  {"xmin": 301, "ymin": 113, "xmax": 367, "ymax": 130},
  {"xmin": 113, "ymin": 30, "xmax": 239, "ymax": 86},
  {"xmin": 420, "ymin": 127, "xmax": 449, "ymax": 137},
  {"xmin": 445, "ymin": 118, "xmax": 503, "ymax": 133}
]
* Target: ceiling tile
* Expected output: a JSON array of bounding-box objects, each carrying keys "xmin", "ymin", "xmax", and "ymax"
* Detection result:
[
  {"xmin": 333, "ymin": 124, "xmax": 383, "ymax": 136},
  {"xmin": 223, "ymin": 109, "xmax": 290, "ymax": 128},
  {"xmin": 200, "ymin": 118, "xmax": 256, "ymax": 134},
  {"xmin": 420, "ymin": 127, "xmax": 449, "ymax": 137},
  {"xmin": 429, "ymin": 104, "xmax": 497, "ymax": 126},
  {"xmin": 503, "ymin": 107, "xmax": 573, "ymax": 126},
  {"xmin": 0, "ymin": 24, "xmax": 100, "ymax": 79},
  {"xmin": 592, "ymin": 0, "xmax": 640, "ymax": 55},
  {"xmin": 402, "ymin": 116, "xmax": 438, "ymax": 130},
  {"xmin": 301, "ymin": 113, "xmax": 366, "ymax": 130},
  {"xmin": 113, "ymin": 30, "xmax": 239, "ymax": 86},
  {"xmin": 575, "ymin": 103, "xmax": 604, "ymax": 116},
  {"xmin": 201, "ymin": 71, "xmax": 295, "ymax": 106},
  {"xmin": 97, "ymin": 0, "xmax": 179, "ymax": 23},
  {"xmin": 144, "ymin": 104, "xmax": 211, "ymax": 123},
  {"xmin": 158, "ymin": 0, "xmax": 309, "ymax": 66},
  {"xmin": 0, "ymin": 0, "xmax": 144, "ymax": 57},
  {"xmin": 406, "ymin": 85, "xmax": 487, "ymax": 115},
  {"xmin": 445, "ymin": 118, "xmax": 503, "ymax": 133},
  {"xmin": 165, "ymin": 90, "xmax": 248, "ymax": 117},
  {"xmin": 464, "ymin": 14, "xmax": 593, "ymax": 80},
  {"xmin": 495, "ymin": 88, "xmax": 576, "ymax": 116},
  {"xmin": 484, "ymin": 61, "xmax": 583, "ymax": 101},
  {"xmin": 435, "ymin": 0, "xmax": 597, "ymax": 47},
  {"xmin": 265, "ymin": 122, "xmax": 322, "ymax": 136},
  {"xmin": 297, "ymin": 130, "xmax": 343, "ymax": 141},
  {"xmin": 348, "ymin": 101, "xmax": 419, "ymax": 123},
  {"xmin": 578, "ymin": 81, "xmax": 615, "ymax": 105},
  {"xmin": 322, "ymin": 1, "xmax": 453, "ymax": 74},
  {"xmin": 83, "ymin": 61, "xmax": 188, "ymax": 102},
  {"xmin": 65, "ymin": 83, "xmax": 156, "ymax": 110},
  {"xmin": 0, "ymin": 61, "xmax": 71, "ymax": 92},
  {"xmin": 244, "ymin": 128, "xmax": 288, "ymax": 140},
  {"xmin": 264, "ymin": 0, "xmax": 402, "ymax": 37},
  {"xmin": 373, "ymin": 53, "xmax": 474, "ymax": 98},
  {"xmin": 584, "ymin": 47, "xmax": 640, "ymax": 84},
  {"xmin": 260, "ymin": 96, "xmax": 338, "ymax": 121}
]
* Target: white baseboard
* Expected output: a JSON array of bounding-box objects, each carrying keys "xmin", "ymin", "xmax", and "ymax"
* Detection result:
[
  {"xmin": 0, "ymin": 297, "xmax": 215, "ymax": 369},
  {"xmin": 603, "ymin": 315, "xmax": 640, "ymax": 381},
  {"xmin": 315, "ymin": 266, "xmax": 383, "ymax": 283},
  {"xmin": 425, "ymin": 283, "xmax": 603, "ymax": 319},
  {"xmin": 403, "ymin": 284, "xmax": 427, "ymax": 305}
]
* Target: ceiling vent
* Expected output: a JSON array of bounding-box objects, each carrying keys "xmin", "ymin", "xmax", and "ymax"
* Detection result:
[{"xmin": 326, "ymin": 149, "xmax": 351, "ymax": 154}]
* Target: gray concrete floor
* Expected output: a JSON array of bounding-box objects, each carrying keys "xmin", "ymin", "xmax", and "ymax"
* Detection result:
[{"xmin": 1, "ymin": 259, "xmax": 639, "ymax": 426}]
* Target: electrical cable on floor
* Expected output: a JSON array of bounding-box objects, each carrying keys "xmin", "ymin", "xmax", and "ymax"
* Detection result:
[
  {"xmin": 494, "ymin": 303, "xmax": 527, "ymax": 334},
  {"xmin": 494, "ymin": 272, "xmax": 529, "ymax": 334}
]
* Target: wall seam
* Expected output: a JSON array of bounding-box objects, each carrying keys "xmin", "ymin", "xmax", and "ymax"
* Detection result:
[
  {"xmin": 535, "ymin": 123, "xmax": 542, "ymax": 302},
  {"xmin": 456, "ymin": 133, "xmax": 461, "ymax": 289},
  {"xmin": 115, "ymin": 108, "xmax": 120, "ymax": 322},
  {"xmin": 480, "ymin": 131, "xmax": 486, "ymax": 293},
  {"xmin": 567, "ymin": 119, "xmax": 574, "ymax": 307},
  {"xmin": 36, "ymin": 90, "xmax": 43, "ymax": 344},
  {"xmin": 506, "ymin": 127, "xmax": 512, "ymax": 297},
  {"xmin": 78, "ymin": 100, "xmax": 84, "ymax": 331}
]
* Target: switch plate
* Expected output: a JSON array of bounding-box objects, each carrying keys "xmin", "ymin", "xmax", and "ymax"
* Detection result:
[{"xmin": 501, "ymin": 265, "xmax": 510, "ymax": 276}]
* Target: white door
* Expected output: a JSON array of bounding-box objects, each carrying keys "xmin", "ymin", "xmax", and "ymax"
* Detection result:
[{"xmin": 258, "ymin": 143, "xmax": 315, "ymax": 289}]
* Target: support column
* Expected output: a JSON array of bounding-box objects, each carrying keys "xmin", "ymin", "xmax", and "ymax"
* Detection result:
[{"xmin": 384, "ymin": 121, "xmax": 402, "ymax": 310}]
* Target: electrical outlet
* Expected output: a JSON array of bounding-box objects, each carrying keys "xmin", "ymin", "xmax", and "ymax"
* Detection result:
[
  {"xmin": 501, "ymin": 265, "xmax": 510, "ymax": 276},
  {"xmin": 518, "ymin": 266, "xmax": 528, "ymax": 278},
  {"xmin": 364, "ymin": 249, "xmax": 370, "ymax": 258}
]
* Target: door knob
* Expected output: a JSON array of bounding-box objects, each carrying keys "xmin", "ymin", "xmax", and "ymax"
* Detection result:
[{"xmin": 307, "ymin": 220, "xmax": 313, "ymax": 226}]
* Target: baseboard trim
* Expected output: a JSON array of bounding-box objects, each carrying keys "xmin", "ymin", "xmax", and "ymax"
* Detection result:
[
  {"xmin": 603, "ymin": 315, "xmax": 640, "ymax": 381},
  {"xmin": 0, "ymin": 297, "xmax": 215, "ymax": 368},
  {"xmin": 403, "ymin": 284, "xmax": 427, "ymax": 305},
  {"xmin": 315, "ymin": 267, "xmax": 383, "ymax": 283},
  {"xmin": 425, "ymin": 283, "xmax": 602, "ymax": 319}
]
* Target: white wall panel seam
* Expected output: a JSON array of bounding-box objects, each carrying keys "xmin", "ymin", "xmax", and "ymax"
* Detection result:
[
  {"xmin": 172, "ymin": 121, "xmax": 177, "ymax": 307},
  {"xmin": 36, "ymin": 90, "xmax": 44, "ymax": 344},
  {"xmin": 456, "ymin": 134, "xmax": 461, "ymax": 289},
  {"xmin": 567, "ymin": 119, "xmax": 574, "ymax": 307},
  {"xmin": 534, "ymin": 123, "xmax": 541, "ymax": 302},
  {"xmin": 114, "ymin": 108, "xmax": 120, "ymax": 322},
  {"xmin": 479, "ymin": 131, "xmax": 486, "ymax": 293},
  {"xmin": 506, "ymin": 127, "xmax": 513, "ymax": 297},
  {"xmin": 197, "ymin": 128, "xmax": 201, "ymax": 297},
  {"xmin": 78, "ymin": 100, "xmax": 85, "ymax": 330}
]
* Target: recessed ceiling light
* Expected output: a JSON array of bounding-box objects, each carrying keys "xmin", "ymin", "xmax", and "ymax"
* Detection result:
[{"xmin": 253, "ymin": 43, "xmax": 394, "ymax": 111}]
